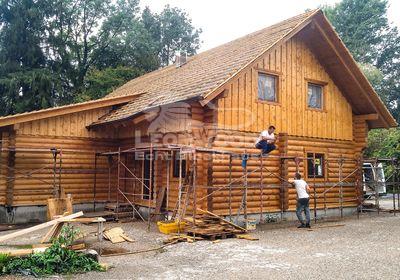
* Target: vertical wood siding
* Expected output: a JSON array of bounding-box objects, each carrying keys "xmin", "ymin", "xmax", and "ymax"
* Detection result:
[{"xmin": 216, "ymin": 35, "xmax": 353, "ymax": 141}]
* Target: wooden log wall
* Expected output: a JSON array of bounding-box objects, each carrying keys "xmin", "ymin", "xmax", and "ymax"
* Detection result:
[
  {"xmin": 211, "ymin": 130, "xmax": 282, "ymax": 216},
  {"xmin": 0, "ymin": 131, "xmax": 14, "ymax": 205},
  {"xmin": 285, "ymin": 136, "xmax": 358, "ymax": 211},
  {"xmin": 215, "ymin": 35, "xmax": 353, "ymax": 141},
  {"xmin": 0, "ymin": 107, "xmax": 119, "ymax": 206},
  {"xmin": 8, "ymin": 135, "xmax": 118, "ymax": 206},
  {"xmin": 353, "ymin": 115, "xmax": 369, "ymax": 156},
  {"xmin": 209, "ymin": 130, "xmax": 359, "ymax": 216}
]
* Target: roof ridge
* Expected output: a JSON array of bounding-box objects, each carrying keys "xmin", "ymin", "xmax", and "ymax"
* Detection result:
[
  {"xmin": 201, "ymin": 9, "xmax": 319, "ymax": 100},
  {"xmin": 196, "ymin": 9, "xmax": 319, "ymax": 56}
]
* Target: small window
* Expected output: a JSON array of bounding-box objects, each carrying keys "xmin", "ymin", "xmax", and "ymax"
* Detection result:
[
  {"xmin": 173, "ymin": 152, "xmax": 186, "ymax": 178},
  {"xmin": 307, "ymin": 83, "xmax": 323, "ymax": 109},
  {"xmin": 307, "ymin": 153, "xmax": 324, "ymax": 178},
  {"xmin": 258, "ymin": 73, "xmax": 277, "ymax": 102}
]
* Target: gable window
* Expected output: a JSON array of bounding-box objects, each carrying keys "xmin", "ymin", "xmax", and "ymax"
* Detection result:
[
  {"xmin": 258, "ymin": 73, "xmax": 277, "ymax": 102},
  {"xmin": 307, "ymin": 83, "xmax": 323, "ymax": 109},
  {"xmin": 173, "ymin": 151, "xmax": 187, "ymax": 178},
  {"xmin": 307, "ymin": 153, "xmax": 325, "ymax": 178}
]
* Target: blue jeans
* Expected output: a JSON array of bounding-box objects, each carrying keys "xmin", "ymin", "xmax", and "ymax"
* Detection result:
[
  {"xmin": 255, "ymin": 140, "xmax": 276, "ymax": 154},
  {"xmin": 296, "ymin": 198, "xmax": 311, "ymax": 225}
]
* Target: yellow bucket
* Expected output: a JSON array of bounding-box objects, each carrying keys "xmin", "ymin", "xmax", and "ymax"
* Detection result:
[
  {"xmin": 246, "ymin": 218, "xmax": 257, "ymax": 231},
  {"xmin": 157, "ymin": 221, "xmax": 186, "ymax": 234}
]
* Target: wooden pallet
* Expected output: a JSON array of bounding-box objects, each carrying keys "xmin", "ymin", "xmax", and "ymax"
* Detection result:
[
  {"xmin": 104, "ymin": 203, "xmax": 137, "ymax": 221},
  {"xmin": 186, "ymin": 230, "xmax": 237, "ymax": 241},
  {"xmin": 184, "ymin": 214, "xmax": 245, "ymax": 240}
]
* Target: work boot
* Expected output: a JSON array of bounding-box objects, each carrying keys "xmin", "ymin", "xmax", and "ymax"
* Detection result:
[
  {"xmin": 297, "ymin": 224, "xmax": 306, "ymax": 228},
  {"xmin": 305, "ymin": 223, "xmax": 311, "ymax": 228}
]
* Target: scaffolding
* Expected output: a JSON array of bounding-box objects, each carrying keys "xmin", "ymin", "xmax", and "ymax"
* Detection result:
[
  {"xmin": 0, "ymin": 143, "xmax": 398, "ymax": 226},
  {"xmin": 93, "ymin": 144, "xmax": 400, "ymax": 227}
]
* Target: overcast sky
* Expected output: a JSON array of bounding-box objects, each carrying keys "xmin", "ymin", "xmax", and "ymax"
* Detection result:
[{"xmin": 140, "ymin": 0, "xmax": 400, "ymax": 52}]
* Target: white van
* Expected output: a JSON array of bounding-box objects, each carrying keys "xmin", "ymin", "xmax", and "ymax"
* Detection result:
[{"xmin": 362, "ymin": 163, "xmax": 387, "ymax": 195}]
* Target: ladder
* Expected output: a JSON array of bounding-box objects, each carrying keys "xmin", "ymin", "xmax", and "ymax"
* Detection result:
[
  {"xmin": 235, "ymin": 191, "xmax": 246, "ymax": 224},
  {"xmin": 172, "ymin": 164, "xmax": 194, "ymax": 221}
]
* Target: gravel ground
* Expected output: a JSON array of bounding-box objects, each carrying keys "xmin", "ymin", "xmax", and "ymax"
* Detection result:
[{"xmin": 1, "ymin": 202, "xmax": 400, "ymax": 279}]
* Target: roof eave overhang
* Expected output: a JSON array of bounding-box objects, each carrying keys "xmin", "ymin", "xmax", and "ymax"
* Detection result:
[
  {"xmin": 87, "ymin": 97, "xmax": 200, "ymax": 129},
  {"xmin": 0, "ymin": 94, "xmax": 139, "ymax": 128},
  {"xmin": 312, "ymin": 12, "xmax": 397, "ymax": 129}
]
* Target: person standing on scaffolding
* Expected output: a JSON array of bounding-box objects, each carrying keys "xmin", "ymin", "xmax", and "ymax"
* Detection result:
[
  {"xmin": 292, "ymin": 172, "xmax": 311, "ymax": 228},
  {"xmin": 255, "ymin": 125, "xmax": 276, "ymax": 155}
]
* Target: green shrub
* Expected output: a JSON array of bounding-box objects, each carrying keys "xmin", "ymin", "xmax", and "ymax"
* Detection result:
[{"xmin": 1, "ymin": 225, "xmax": 104, "ymax": 277}]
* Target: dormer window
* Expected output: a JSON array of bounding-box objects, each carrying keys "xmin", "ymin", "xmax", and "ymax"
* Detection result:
[{"xmin": 258, "ymin": 73, "xmax": 278, "ymax": 102}]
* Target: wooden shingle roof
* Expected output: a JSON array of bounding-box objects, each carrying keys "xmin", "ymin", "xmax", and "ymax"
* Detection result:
[{"xmin": 91, "ymin": 10, "xmax": 318, "ymax": 126}]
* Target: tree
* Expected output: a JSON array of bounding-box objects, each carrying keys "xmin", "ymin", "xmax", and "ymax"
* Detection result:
[
  {"xmin": 141, "ymin": 5, "xmax": 202, "ymax": 66},
  {"xmin": 365, "ymin": 128, "xmax": 400, "ymax": 159},
  {"xmin": 0, "ymin": 1, "xmax": 202, "ymax": 112},
  {"xmin": 77, "ymin": 4, "xmax": 202, "ymax": 100},
  {"xmin": 44, "ymin": 0, "xmax": 143, "ymax": 104},
  {"xmin": 324, "ymin": 0, "xmax": 389, "ymax": 64},
  {"xmin": 0, "ymin": 0, "xmax": 55, "ymax": 115},
  {"xmin": 76, "ymin": 66, "xmax": 143, "ymax": 102},
  {"xmin": 324, "ymin": 0, "xmax": 400, "ymax": 123},
  {"xmin": 324, "ymin": 0, "xmax": 400, "ymax": 163}
]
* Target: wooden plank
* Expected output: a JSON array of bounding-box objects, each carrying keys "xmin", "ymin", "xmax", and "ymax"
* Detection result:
[
  {"xmin": 47, "ymin": 198, "xmax": 73, "ymax": 220},
  {"xmin": 41, "ymin": 222, "xmax": 63, "ymax": 243},
  {"xmin": 0, "ymin": 211, "xmax": 83, "ymax": 243},
  {"xmin": 155, "ymin": 186, "xmax": 167, "ymax": 214},
  {"xmin": 196, "ymin": 208, "xmax": 247, "ymax": 232}
]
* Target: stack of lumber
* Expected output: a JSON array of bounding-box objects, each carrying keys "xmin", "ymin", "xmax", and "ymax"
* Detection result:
[
  {"xmin": 0, "ymin": 212, "xmax": 84, "ymax": 243},
  {"xmin": 1, "ymin": 243, "xmax": 86, "ymax": 257},
  {"xmin": 163, "ymin": 233, "xmax": 203, "ymax": 244},
  {"xmin": 184, "ymin": 210, "xmax": 246, "ymax": 240},
  {"xmin": 104, "ymin": 203, "xmax": 136, "ymax": 222}
]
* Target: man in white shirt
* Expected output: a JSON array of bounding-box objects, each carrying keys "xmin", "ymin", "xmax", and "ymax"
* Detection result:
[
  {"xmin": 255, "ymin": 125, "xmax": 276, "ymax": 155},
  {"xmin": 292, "ymin": 172, "xmax": 311, "ymax": 228}
]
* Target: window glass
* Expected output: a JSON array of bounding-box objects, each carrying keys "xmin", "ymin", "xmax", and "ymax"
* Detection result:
[
  {"xmin": 307, "ymin": 153, "xmax": 324, "ymax": 178},
  {"xmin": 308, "ymin": 83, "xmax": 323, "ymax": 109},
  {"xmin": 173, "ymin": 152, "xmax": 186, "ymax": 178},
  {"xmin": 258, "ymin": 73, "xmax": 277, "ymax": 102}
]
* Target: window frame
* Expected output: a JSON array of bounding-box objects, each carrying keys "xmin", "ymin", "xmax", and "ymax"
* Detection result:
[
  {"xmin": 256, "ymin": 70, "xmax": 280, "ymax": 104},
  {"xmin": 306, "ymin": 152, "xmax": 325, "ymax": 179},
  {"xmin": 307, "ymin": 82, "xmax": 324, "ymax": 110},
  {"xmin": 172, "ymin": 151, "xmax": 187, "ymax": 178}
]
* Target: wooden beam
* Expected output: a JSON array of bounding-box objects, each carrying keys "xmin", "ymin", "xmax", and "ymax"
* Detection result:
[
  {"xmin": 354, "ymin": 114, "xmax": 379, "ymax": 121},
  {"xmin": 0, "ymin": 211, "xmax": 83, "ymax": 243},
  {"xmin": 0, "ymin": 94, "xmax": 139, "ymax": 127}
]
